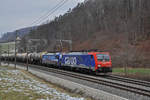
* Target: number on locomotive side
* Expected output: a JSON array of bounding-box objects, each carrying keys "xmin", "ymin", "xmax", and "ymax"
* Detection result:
[
  {"xmin": 65, "ymin": 57, "xmax": 77, "ymax": 65},
  {"xmin": 65, "ymin": 57, "xmax": 70, "ymax": 64}
]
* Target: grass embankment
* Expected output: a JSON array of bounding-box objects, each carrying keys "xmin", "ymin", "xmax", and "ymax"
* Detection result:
[
  {"xmin": 0, "ymin": 66, "xmax": 88, "ymax": 100},
  {"xmin": 0, "ymin": 42, "xmax": 15, "ymax": 53},
  {"xmin": 113, "ymin": 68, "xmax": 150, "ymax": 81}
]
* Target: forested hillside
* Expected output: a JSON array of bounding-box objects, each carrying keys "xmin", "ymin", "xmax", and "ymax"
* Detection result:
[
  {"xmin": 0, "ymin": 27, "xmax": 37, "ymax": 42},
  {"xmin": 21, "ymin": 0, "xmax": 150, "ymax": 67}
]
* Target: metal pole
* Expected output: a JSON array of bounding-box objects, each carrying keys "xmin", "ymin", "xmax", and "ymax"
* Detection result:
[
  {"xmin": 60, "ymin": 40, "xmax": 63, "ymax": 52},
  {"xmin": 8, "ymin": 44, "xmax": 9, "ymax": 66},
  {"xmin": 5, "ymin": 52, "xmax": 6, "ymax": 63},
  {"xmin": 14, "ymin": 32, "xmax": 17, "ymax": 69},
  {"xmin": 0, "ymin": 54, "xmax": 2, "ymax": 66},
  {"xmin": 0, "ymin": 45, "xmax": 1, "ymax": 66},
  {"xmin": 70, "ymin": 41, "xmax": 72, "ymax": 51},
  {"xmin": 124, "ymin": 1, "xmax": 130, "ymax": 76},
  {"xmin": 26, "ymin": 42, "xmax": 29, "ymax": 71},
  {"xmin": 27, "ymin": 51, "xmax": 29, "ymax": 71}
]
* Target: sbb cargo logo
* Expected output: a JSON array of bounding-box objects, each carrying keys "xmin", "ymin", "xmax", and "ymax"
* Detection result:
[{"xmin": 65, "ymin": 57, "xmax": 77, "ymax": 65}]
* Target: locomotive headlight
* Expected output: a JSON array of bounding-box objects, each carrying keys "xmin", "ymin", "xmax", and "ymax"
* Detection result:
[{"xmin": 98, "ymin": 65, "xmax": 101, "ymax": 67}]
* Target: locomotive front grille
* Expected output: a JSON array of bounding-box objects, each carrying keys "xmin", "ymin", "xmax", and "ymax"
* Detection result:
[{"xmin": 97, "ymin": 67, "xmax": 112, "ymax": 73}]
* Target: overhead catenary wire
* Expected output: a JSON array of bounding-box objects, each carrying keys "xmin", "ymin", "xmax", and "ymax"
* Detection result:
[
  {"xmin": 13, "ymin": 0, "xmax": 68, "ymax": 31},
  {"xmin": 30, "ymin": 0, "xmax": 66, "ymax": 25},
  {"xmin": 31, "ymin": 0, "xmax": 69, "ymax": 26},
  {"xmin": 35, "ymin": 0, "xmax": 69, "ymax": 25}
]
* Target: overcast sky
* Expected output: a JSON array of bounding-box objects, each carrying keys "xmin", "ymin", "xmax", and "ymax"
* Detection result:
[{"xmin": 0, "ymin": 0, "xmax": 84, "ymax": 36}]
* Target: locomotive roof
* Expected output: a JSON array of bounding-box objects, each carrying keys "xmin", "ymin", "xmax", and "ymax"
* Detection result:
[
  {"xmin": 43, "ymin": 53, "xmax": 56, "ymax": 55},
  {"xmin": 63, "ymin": 52, "xmax": 88, "ymax": 55}
]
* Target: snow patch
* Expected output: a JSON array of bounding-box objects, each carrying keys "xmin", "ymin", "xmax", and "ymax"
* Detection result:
[{"xmin": 0, "ymin": 69, "xmax": 85, "ymax": 100}]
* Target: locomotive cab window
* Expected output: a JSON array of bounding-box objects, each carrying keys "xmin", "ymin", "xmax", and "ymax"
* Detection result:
[
  {"xmin": 55, "ymin": 55, "xmax": 59, "ymax": 59},
  {"xmin": 96, "ymin": 54, "xmax": 110, "ymax": 61},
  {"xmin": 91, "ymin": 55, "xmax": 93, "ymax": 59}
]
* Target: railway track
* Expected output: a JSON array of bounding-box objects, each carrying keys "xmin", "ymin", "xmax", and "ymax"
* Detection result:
[
  {"xmin": 106, "ymin": 75, "xmax": 150, "ymax": 88},
  {"xmin": 13, "ymin": 62, "xmax": 150, "ymax": 97}
]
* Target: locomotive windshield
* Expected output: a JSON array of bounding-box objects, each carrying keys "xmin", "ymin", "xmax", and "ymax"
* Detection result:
[{"xmin": 96, "ymin": 54, "xmax": 110, "ymax": 61}]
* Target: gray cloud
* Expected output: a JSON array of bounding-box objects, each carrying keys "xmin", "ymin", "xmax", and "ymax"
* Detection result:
[{"xmin": 0, "ymin": 0, "xmax": 84, "ymax": 34}]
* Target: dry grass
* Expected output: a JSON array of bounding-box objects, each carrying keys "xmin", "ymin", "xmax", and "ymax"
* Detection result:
[
  {"xmin": 0, "ymin": 42, "xmax": 15, "ymax": 53},
  {"xmin": 113, "ymin": 67, "xmax": 150, "ymax": 81},
  {"xmin": 0, "ymin": 66, "xmax": 89, "ymax": 100},
  {"xmin": 22, "ymin": 70, "xmax": 89, "ymax": 99}
]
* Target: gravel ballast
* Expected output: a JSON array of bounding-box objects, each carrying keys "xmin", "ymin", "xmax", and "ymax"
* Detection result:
[
  {"xmin": 29, "ymin": 69, "xmax": 128, "ymax": 100},
  {"xmin": 4, "ymin": 63, "xmax": 129, "ymax": 100}
]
